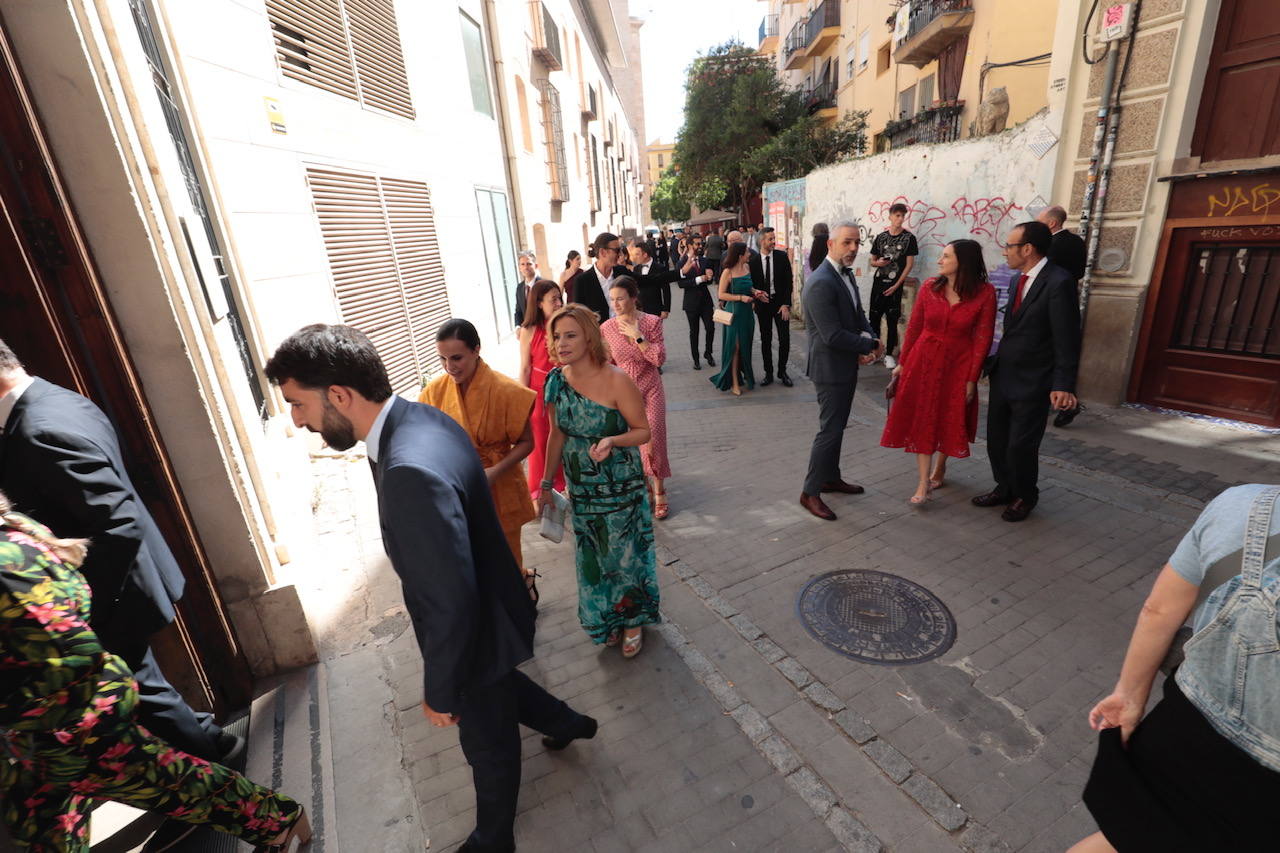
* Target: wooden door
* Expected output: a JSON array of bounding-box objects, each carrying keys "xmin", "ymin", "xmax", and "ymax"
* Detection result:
[
  {"xmin": 1135, "ymin": 227, "xmax": 1280, "ymax": 426},
  {"xmin": 0, "ymin": 16, "xmax": 251, "ymax": 713},
  {"xmin": 1191, "ymin": 0, "xmax": 1280, "ymax": 163}
]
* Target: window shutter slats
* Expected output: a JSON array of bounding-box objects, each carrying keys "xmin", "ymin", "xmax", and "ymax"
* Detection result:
[
  {"xmin": 307, "ymin": 168, "xmax": 449, "ymax": 394},
  {"xmin": 345, "ymin": 0, "xmax": 415, "ymax": 119}
]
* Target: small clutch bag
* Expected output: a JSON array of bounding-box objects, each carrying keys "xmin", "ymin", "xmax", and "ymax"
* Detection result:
[
  {"xmin": 885, "ymin": 374, "xmax": 899, "ymax": 400},
  {"xmin": 713, "ymin": 307, "xmax": 734, "ymax": 325},
  {"xmin": 539, "ymin": 490, "xmax": 571, "ymax": 543}
]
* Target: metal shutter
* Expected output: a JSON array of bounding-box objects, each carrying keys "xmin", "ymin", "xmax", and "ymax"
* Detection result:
[
  {"xmin": 306, "ymin": 168, "xmax": 447, "ymax": 393},
  {"xmin": 345, "ymin": 0, "xmax": 415, "ymax": 119},
  {"xmin": 266, "ymin": 0, "xmax": 358, "ymax": 101}
]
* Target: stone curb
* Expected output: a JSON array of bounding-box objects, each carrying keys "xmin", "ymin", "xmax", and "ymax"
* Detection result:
[
  {"xmin": 652, "ymin": 618, "xmax": 882, "ymax": 853},
  {"xmin": 657, "ymin": 549, "xmax": 1013, "ymax": 851}
]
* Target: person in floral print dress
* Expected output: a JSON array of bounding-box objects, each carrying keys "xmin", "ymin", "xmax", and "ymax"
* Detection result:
[{"xmin": 0, "ymin": 494, "xmax": 307, "ymax": 851}]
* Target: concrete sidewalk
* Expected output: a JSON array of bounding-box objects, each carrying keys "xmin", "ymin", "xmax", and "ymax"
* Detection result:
[{"xmin": 292, "ymin": 307, "xmax": 1274, "ymax": 852}]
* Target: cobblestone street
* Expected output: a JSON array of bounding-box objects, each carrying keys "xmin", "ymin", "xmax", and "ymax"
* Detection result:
[{"xmin": 300, "ymin": 310, "xmax": 1277, "ymax": 852}]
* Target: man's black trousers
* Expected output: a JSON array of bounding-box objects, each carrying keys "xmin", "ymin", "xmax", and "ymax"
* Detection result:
[
  {"xmin": 686, "ymin": 301, "xmax": 715, "ymax": 361},
  {"xmin": 754, "ymin": 301, "xmax": 790, "ymax": 376},
  {"xmin": 985, "ymin": 381, "xmax": 1050, "ymax": 505}
]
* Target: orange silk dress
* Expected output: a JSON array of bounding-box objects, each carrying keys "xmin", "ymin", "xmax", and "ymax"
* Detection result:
[{"xmin": 419, "ymin": 359, "xmax": 537, "ymax": 569}]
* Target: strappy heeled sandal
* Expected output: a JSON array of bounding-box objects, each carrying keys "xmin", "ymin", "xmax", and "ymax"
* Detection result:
[
  {"xmin": 524, "ymin": 569, "xmax": 542, "ymax": 605},
  {"xmin": 255, "ymin": 809, "xmax": 311, "ymax": 852},
  {"xmin": 654, "ymin": 493, "xmax": 669, "ymax": 520},
  {"xmin": 621, "ymin": 628, "xmax": 643, "ymax": 659},
  {"xmin": 605, "ymin": 630, "xmax": 621, "ymax": 647}
]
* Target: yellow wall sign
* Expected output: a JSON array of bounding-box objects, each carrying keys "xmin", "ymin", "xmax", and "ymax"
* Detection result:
[{"xmin": 264, "ymin": 97, "xmax": 286, "ymax": 134}]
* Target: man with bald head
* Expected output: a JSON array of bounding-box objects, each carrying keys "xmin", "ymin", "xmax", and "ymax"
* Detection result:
[{"xmin": 1036, "ymin": 205, "xmax": 1086, "ymax": 426}]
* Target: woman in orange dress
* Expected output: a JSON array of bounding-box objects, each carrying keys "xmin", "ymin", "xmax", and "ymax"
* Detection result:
[
  {"xmin": 420, "ymin": 319, "xmax": 539, "ymax": 599},
  {"xmin": 519, "ymin": 279, "xmax": 566, "ymax": 500},
  {"xmin": 880, "ymin": 239, "xmax": 996, "ymax": 505}
]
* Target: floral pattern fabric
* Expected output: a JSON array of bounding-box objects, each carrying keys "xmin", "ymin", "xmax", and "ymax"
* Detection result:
[
  {"xmin": 0, "ymin": 518, "xmax": 300, "ymax": 851},
  {"xmin": 544, "ymin": 368, "xmax": 660, "ymax": 643}
]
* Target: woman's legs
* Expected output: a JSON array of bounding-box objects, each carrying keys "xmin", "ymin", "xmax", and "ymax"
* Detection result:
[
  {"xmin": 730, "ymin": 343, "xmax": 742, "ymax": 395},
  {"xmin": 912, "ymin": 453, "xmax": 931, "ymax": 502},
  {"xmin": 652, "ymin": 477, "xmax": 667, "ymax": 520},
  {"xmin": 1066, "ymin": 832, "xmax": 1117, "ymax": 853},
  {"xmin": 930, "ymin": 452, "xmax": 947, "ymax": 487}
]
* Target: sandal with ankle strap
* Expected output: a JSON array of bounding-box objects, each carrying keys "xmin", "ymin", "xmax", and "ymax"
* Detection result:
[
  {"xmin": 524, "ymin": 569, "xmax": 541, "ymax": 605},
  {"xmin": 254, "ymin": 809, "xmax": 311, "ymax": 852},
  {"xmin": 621, "ymin": 628, "xmax": 643, "ymax": 658},
  {"xmin": 654, "ymin": 493, "xmax": 669, "ymax": 520}
]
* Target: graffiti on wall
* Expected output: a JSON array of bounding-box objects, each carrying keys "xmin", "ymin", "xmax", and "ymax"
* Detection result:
[
  {"xmin": 865, "ymin": 195, "xmax": 1026, "ymax": 250},
  {"xmin": 1205, "ymin": 184, "xmax": 1280, "ymax": 222}
]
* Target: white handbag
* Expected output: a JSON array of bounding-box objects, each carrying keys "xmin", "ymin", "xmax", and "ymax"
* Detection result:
[{"xmin": 538, "ymin": 490, "xmax": 571, "ymax": 543}]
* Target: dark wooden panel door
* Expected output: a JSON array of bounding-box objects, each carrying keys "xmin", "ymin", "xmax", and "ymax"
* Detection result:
[
  {"xmin": 1136, "ymin": 227, "xmax": 1280, "ymax": 425},
  {"xmin": 0, "ymin": 15, "xmax": 251, "ymax": 713},
  {"xmin": 1192, "ymin": 0, "xmax": 1280, "ymax": 162}
]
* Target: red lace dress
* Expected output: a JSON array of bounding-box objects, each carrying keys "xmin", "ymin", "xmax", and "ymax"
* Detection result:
[
  {"xmin": 880, "ymin": 279, "xmax": 997, "ymax": 458},
  {"xmin": 526, "ymin": 324, "xmax": 565, "ymax": 498}
]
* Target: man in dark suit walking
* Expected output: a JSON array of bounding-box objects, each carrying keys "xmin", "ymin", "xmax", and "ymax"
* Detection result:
[
  {"xmin": 677, "ymin": 234, "xmax": 717, "ymax": 370},
  {"xmin": 511, "ymin": 251, "xmax": 540, "ymax": 327},
  {"xmin": 748, "ymin": 227, "xmax": 794, "ymax": 386},
  {"xmin": 1037, "ymin": 204, "xmax": 1088, "ymax": 428},
  {"xmin": 565, "ymin": 232, "xmax": 629, "ymax": 323},
  {"xmin": 799, "ymin": 222, "xmax": 882, "ymax": 521},
  {"xmin": 974, "ymin": 221, "xmax": 1081, "ymax": 522},
  {"xmin": 0, "ymin": 339, "xmax": 239, "ymax": 765},
  {"xmin": 627, "ymin": 237, "xmax": 679, "ymax": 318},
  {"xmin": 266, "ymin": 325, "xmax": 595, "ymax": 852}
]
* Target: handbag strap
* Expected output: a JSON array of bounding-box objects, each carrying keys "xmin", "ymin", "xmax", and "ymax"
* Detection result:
[{"xmin": 1191, "ymin": 486, "xmax": 1280, "ymax": 612}]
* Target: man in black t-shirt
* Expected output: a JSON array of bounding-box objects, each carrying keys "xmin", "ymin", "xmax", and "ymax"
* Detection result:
[{"xmin": 868, "ymin": 204, "xmax": 919, "ymax": 369}]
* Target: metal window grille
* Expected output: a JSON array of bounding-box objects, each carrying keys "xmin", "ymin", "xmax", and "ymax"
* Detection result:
[
  {"xmin": 1174, "ymin": 245, "xmax": 1280, "ymax": 358},
  {"xmin": 267, "ymin": 0, "xmax": 414, "ymax": 119},
  {"xmin": 536, "ymin": 79, "xmax": 569, "ymax": 202}
]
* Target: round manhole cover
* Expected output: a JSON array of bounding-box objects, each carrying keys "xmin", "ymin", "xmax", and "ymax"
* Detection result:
[{"xmin": 797, "ymin": 570, "xmax": 956, "ymax": 665}]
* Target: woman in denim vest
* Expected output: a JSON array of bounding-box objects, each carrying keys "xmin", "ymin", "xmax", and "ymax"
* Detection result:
[{"xmin": 1069, "ymin": 484, "xmax": 1280, "ymax": 852}]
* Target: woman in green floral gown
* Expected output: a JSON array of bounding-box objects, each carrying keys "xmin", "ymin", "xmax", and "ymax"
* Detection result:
[
  {"xmin": 539, "ymin": 304, "xmax": 660, "ymax": 658},
  {"xmin": 0, "ymin": 494, "xmax": 308, "ymax": 852},
  {"xmin": 709, "ymin": 241, "xmax": 758, "ymax": 396}
]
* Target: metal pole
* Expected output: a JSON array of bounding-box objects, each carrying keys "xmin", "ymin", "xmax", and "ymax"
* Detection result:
[
  {"xmin": 1080, "ymin": 106, "xmax": 1120, "ymax": 327},
  {"xmin": 1078, "ymin": 42, "xmax": 1118, "ymax": 253}
]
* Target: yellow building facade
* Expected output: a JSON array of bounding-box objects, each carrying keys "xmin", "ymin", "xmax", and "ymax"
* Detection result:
[
  {"xmin": 759, "ymin": 0, "xmax": 1056, "ymax": 149},
  {"xmin": 647, "ymin": 139, "xmax": 676, "ymax": 187}
]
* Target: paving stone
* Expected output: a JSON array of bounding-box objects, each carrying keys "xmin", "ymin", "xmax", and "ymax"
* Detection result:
[
  {"xmin": 804, "ymin": 681, "xmax": 847, "ymax": 713},
  {"xmin": 784, "ymin": 766, "xmax": 837, "ymax": 818},
  {"xmin": 776, "ymin": 657, "xmax": 813, "ymax": 688},
  {"xmin": 902, "ymin": 773, "xmax": 968, "ymax": 831},
  {"xmin": 730, "ymin": 704, "xmax": 772, "ymax": 744},
  {"xmin": 728, "ymin": 613, "xmax": 764, "ymax": 641},
  {"xmin": 864, "ymin": 738, "xmax": 913, "ymax": 784},
  {"xmin": 759, "ymin": 734, "xmax": 802, "ymax": 775},
  {"xmin": 834, "ymin": 709, "xmax": 877, "ymax": 744},
  {"xmin": 751, "ymin": 636, "xmax": 786, "ymax": 663},
  {"xmin": 702, "ymin": 671, "xmax": 744, "ymax": 711},
  {"xmin": 958, "ymin": 823, "xmax": 1014, "ymax": 853},
  {"xmin": 825, "ymin": 807, "xmax": 883, "ymax": 853},
  {"xmin": 705, "ymin": 594, "xmax": 738, "ymax": 618},
  {"xmin": 686, "ymin": 575, "xmax": 716, "ymax": 599}
]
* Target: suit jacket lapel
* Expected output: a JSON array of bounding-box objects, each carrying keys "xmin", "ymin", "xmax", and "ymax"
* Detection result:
[
  {"xmin": 1012, "ymin": 267, "xmax": 1051, "ymax": 323},
  {"xmin": 370, "ymin": 396, "xmax": 408, "ymax": 494}
]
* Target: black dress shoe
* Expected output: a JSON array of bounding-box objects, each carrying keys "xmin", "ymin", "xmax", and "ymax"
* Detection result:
[
  {"xmin": 760, "ymin": 373, "xmax": 774, "ymax": 387},
  {"xmin": 692, "ymin": 358, "xmax": 702, "ymax": 370},
  {"xmin": 820, "ymin": 480, "xmax": 864, "ymax": 495},
  {"xmin": 1001, "ymin": 499, "xmax": 1035, "ymax": 522},
  {"xmin": 705, "ymin": 353, "xmax": 715, "ymax": 367},
  {"xmin": 542, "ymin": 715, "xmax": 598, "ymax": 751},
  {"xmin": 971, "ymin": 490, "xmax": 1011, "ymax": 508},
  {"xmin": 779, "ymin": 372, "xmax": 793, "ymax": 387}
]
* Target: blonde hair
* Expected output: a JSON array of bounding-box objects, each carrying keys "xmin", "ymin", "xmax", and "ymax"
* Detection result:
[
  {"xmin": 547, "ymin": 303, "xmax": 608, "ymax": 366},
  {"xmin": 0, "ymin": 492, "xmax": 89, "ymax": 568}
]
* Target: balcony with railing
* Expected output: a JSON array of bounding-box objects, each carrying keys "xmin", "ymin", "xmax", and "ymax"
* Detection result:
[
  {"xmin": 805, "ymin": 77, "xmax": 838, "ymax": 120},
  {"xmin": 536, "ymin": 79, "xmax": 569, "ymax": 202},
  {"xmin": 783, "ymin": 19, "xmax": 808, "ymax": 70},
  {"xmin": 883, "ymin": 102, "xmax": 964, "ymax": 148},
  {"xmin": 758, "ymin": 14, "xmax": 779, "ymax": 53},
  {"xmin": 894, "ymin": 0, "xmax": 974, "ymax": 68},
  {"xmin": 805, "ymin": 0, "xmax": 841, "ymax": 56},
  {"xmin": 530, "ymin": 1, "xmax": 563, "ymax": 70},
  {"xmin": 580, "ymin": 82, "xmax": 598, "ymax": 119}
]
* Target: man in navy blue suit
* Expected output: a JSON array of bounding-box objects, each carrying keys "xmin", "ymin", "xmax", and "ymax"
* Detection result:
[{"xmin": 266, "ymin": 325, "xmax": 595, "ymax": 853}]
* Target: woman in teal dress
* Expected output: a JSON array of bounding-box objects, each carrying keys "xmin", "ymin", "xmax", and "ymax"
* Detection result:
[
  {"xmin": 538, "ymin": 304, "xmax": 660, "ymax": 658},
  {"xmin": 710, "ymin": 241, "xmax": 759, "ymax": 396},
  {"xmin": 0, "ymin": 493, "xmax": 308, "ymax": 852}
]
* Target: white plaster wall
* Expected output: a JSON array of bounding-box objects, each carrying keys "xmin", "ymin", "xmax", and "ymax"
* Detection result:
[{"xmin": 801, "ymin": 113, "xmax": 1058, "ymax": 303}]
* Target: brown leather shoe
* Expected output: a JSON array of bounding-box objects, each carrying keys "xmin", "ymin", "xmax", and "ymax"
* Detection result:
[
  {"xmin": 971, "ymin": 490, "xmax": 1011, "ymax": 508},
  {"xmin": 820, "ymin": 480, "xmax": 865, "ymax": 495},
  {"xmin": 800, "ymin": 493, "xmax": 837, "ymax": 520},
  {"xmin": 1001, "ymin": 499, "xmax": 1034, "ymax": 522}
]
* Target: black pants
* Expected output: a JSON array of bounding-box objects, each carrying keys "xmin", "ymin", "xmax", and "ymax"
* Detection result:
[
  {"xmin": 108, "ymin": 637, "xmax": 224, "ymax": 761},
  {"xmin": 754, "ymin": 301, "xmax": 790, "ymax": 376},
  {"xmin": 985, "ymin": 380, "xmax": 1050, "ymax": 504},
  {"xmin": 868, "ymin": 279, "xmax": 903, "ymax": 354},
  {"xmin": 686, "ymin": 300, "xmax": 715, "ymax": 361},
  {"xmin": 456, "ymin": 669, "xmax": 587, "ymax": 852},
  {"xmin": 803, "ymin": 380, "xmax": 857, "ymax": 496}
]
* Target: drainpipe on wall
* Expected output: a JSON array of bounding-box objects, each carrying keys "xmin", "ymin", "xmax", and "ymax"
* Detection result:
[{"xmin": 482, "ymin": 0, "xmax": 529, "ymax": 251}]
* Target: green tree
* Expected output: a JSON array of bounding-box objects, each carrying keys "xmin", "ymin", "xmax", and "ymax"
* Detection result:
[
  {"xmin": 741, "ymin": 111, "xmax": 870, "ymax": 186},
  {"xmin": 649, "ymin": 167, "xmax": 689, "ymax": 223},
  {"xmin": 673, "ymin": 42, "xmax": 806, "ymax": 212}
]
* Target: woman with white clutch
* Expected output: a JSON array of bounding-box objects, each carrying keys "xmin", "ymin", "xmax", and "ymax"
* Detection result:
[{"xmin": 709, "ymin": 241, "xmax": 760, "ymax": 396}]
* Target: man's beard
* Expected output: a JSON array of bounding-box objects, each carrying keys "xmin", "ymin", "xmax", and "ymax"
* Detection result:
[{"xmin": 320, "ymin": 399, "xmax": 357, "ymax": 450}]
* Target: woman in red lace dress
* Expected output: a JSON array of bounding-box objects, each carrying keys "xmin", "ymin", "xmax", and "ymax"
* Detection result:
[
  {"xmin": 520, "ymin": 279, "xmax": 566, "ymax": 499},
  {"xmin": 881, "ymin": 239, "xmax": 996, "ymax": 504}
]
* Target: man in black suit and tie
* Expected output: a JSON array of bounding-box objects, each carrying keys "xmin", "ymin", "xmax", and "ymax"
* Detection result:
[
  {"xmin": 0, "ymin": 339, "xmax": 240, "ymax": 764},
  {"xmin": 974, "ymin": 221, "xmax": 1082, "ymax": 522},
  {"xmin": 511, "ymin": 251, "xmax": 539, "ymax": 327},
  {"xmin": 266, "ymin": 325, "xmax": 595, "ymax": 853},
  {"xmin": 565, "ymin": 232, "xmax": 629, "ymax": 323},
  {"xmin": 799, "ymin": 222, "xmax": 882, "ymax": 521},
  {"xmin": 627, "ymin": 237, "xmax": 678, "ymax": 318},
  {"xmin": 749, "ymin": 227, "xmax": 794, "ymax": 387},
  {"xmin": 676, "ymin": 234, "xmax": 717, "ymax": 370},
  {"xmin": 1037, "ymin": 204, "xmax": 1088, "ymax": 428}
]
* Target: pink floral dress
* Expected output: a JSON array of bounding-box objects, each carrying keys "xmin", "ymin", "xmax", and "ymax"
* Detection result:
[{"xmin": 601, "ymin": 313, "xmax": 671, "ymax": 479}]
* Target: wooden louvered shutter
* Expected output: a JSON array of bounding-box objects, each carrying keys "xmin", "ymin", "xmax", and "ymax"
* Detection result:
[
  {"xmin": 382, "ymin": 177, "xmax": 450, "ymax": 378},
  {"xmin": 306, "ymin": 167, "xmax": 423, "ymax": 393},
  {"xmin": 346, "ymin": 0, "xmax": 415, "ymax": 119},
  {"xmin": 266, "ymin": 0, "xmax": 358, "ymax": 102}
]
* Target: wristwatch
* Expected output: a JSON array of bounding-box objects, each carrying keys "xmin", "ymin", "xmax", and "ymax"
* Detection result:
[{"xmin": 635, "ymin": 336, "xmax": 645, "ymax": 344}]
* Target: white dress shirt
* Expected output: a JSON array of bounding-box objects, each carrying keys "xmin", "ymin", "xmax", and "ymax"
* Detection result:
[
  {"xmin": 1017, "ymin": 256, "xmax": 1049, "ymax": 304},
  {"xmin": 363, "ymin": 397, "xmax": 397, "ymax": 464},
  {"xmin": 825, "ymin": 256, "xmax": 859, "ymax": 307}
]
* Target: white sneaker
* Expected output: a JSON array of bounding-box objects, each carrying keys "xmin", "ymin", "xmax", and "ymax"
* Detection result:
[{"xmin": 884, "ymin": 355, "xmax": 898, "ymax": 369}]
